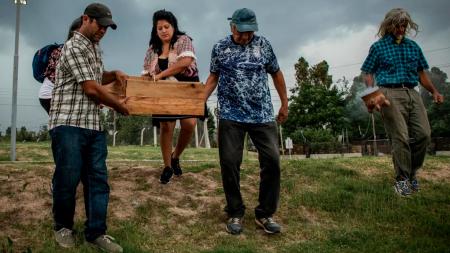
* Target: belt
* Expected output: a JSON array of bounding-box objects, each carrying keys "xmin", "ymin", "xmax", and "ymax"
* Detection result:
[{"xmin": 379, "ymin": 83, "xmax": 416, "ymax": 89}]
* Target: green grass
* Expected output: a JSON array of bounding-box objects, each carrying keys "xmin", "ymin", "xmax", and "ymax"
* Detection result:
[{"xmin": 0, "ymin": 144, "xmax": 449, "ymax": 252}]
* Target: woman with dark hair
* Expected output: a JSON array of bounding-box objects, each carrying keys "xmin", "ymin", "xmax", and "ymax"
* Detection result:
[
  {"xmin": 142, "ymin": 9, "xmax": 200, "ymax": 184},
  {"xmin": 39, "ymin": 17, "xmax": 82, "ymax": 114}
]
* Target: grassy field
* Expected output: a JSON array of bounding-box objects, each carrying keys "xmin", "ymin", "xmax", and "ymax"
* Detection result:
[{"xmin": 0, "ymin": 142, "xmax": 449, "ymax": 253}]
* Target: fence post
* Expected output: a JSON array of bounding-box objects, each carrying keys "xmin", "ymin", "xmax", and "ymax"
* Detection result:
[
  {"xmin": 113, "ymin": 131, "xmax": 118, "ymax": 147},
  {"xmin": 204, "ymin": 119, "xmax": 211, "ymax": 148},
  {"xmin": 140, "ymin": 128, "xmax": 146, "ymax": 146},
  {"xmin": 371, "ymin": 113, "xmax": 378, "ymax": 156},
  {"xmin": 279, "ymin": 124, "xmax": 284, "ymax": 156},
  {"xmin": 194, "ymin": 121, "xmax": 199, "ymax": 148},
  {"xmin": 153, "ymin": 126, "xmax": 157, "ymax": 147}
]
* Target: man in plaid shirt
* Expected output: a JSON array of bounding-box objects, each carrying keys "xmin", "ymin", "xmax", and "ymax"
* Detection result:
[
  {"xmin": 361, "ymin": 8, "xmax": 444, "ymax": 197},
  {"xmin": 49, "ymin": 3, "xmax": 128, "ymax": 252}
]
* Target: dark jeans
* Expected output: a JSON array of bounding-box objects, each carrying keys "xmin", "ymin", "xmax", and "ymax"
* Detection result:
[
  {"xmin": 50, "ymin": 125, "xmax": 110, "ymax": 241},
  {"xmin": 218, "ymin": 119, "xmax": 280, "ymax": 219}
]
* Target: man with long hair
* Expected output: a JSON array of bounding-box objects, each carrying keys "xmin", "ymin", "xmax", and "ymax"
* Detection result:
[{"xmin": 361, "ymin": 8, "xmax": 444, "ymax": 196}]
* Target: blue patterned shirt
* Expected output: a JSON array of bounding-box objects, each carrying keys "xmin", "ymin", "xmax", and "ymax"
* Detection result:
[
  {"xmin": 361, "ymin": 35, "xmax": 429, "ymax": 86},
  {"xmin": 210, "ymin": 35, "xmax": 280, "ymax": 123}
]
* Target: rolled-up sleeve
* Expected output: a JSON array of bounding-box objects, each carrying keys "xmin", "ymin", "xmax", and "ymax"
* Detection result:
[{"xmin": 361, "ymin": 45, "xmax": 378, "ymax": 74}]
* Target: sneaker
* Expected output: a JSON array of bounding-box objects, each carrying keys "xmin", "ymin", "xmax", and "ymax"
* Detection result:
[
  {"xmin": 86, "ymin": 235, "xmax": 123, "ymax": 253},
  {"xmin": 255, "ymin": 217, "xmax": 281, "ymax": 234},
  {"xmin": 394, "ymin": 180, "xmax": 412, "ymax": 196},
  {"xmin": 226, "ymin": 217, "xmax": 243, "ymax": 235},
  {"xmin": 171, "ymin": 154, "xmax": 182, "ymax": 176},
  {"xmin": 410, "ymin": 179, "xmax": 420, "ymax": 192},
  {"xmin": 159, "ymin": 166, "xmax": 173, "ymax": 184},
  {"xmin": 54, "ymin": 228, "xmax": 75, "ymax": 248}
]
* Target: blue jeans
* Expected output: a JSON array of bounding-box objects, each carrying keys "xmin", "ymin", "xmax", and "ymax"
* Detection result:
[{"xmin": 50, "ymin": 125, "xmax": 110, "ymax": 241}]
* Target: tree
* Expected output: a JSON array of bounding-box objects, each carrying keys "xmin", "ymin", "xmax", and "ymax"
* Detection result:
[
  {"xmin": 283, "ymin": 57, "xmax": 346, "ymax": 143},
  {"xmin": 420, "ymin": 67, "xmax": 450, "ymax": 137},
  {"xmin": 344, "ymin": 74, "xmax": 385, "ymax": 140},
  {"xmin": 37, "ymin": 125, "xmax": 50, "ymax": 142}
]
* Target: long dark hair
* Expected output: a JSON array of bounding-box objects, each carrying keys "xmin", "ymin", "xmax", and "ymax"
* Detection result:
[
  {"xmin": 149, "ymin": 9, "xmax": 186, "ymax": 55},
  {"xmin": 67, "ymin": 17, "xmax": 82, "ymax": 40}
]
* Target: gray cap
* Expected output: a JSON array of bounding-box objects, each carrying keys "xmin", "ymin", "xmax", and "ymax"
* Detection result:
[
  {"xmin": 84, "ymin": 3, "xmax": 117, "ymax": 30},
  {"xmin": 228, "ymin": 8, "xmax": 258, "ymax": 32}
]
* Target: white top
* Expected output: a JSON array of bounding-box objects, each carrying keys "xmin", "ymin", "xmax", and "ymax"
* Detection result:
[{"xmin": 38, "ymin": 77, "xmax": 54, "ymax": 99}]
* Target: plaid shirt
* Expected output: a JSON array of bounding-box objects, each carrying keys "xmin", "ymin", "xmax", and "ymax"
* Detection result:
[
  {"xmin": 361, "ymin": 35, "xmax": 429, "ymax": 86},
  {"xmin": 49, "ymin": 32, "xmax": 104, "ymax": 131}
]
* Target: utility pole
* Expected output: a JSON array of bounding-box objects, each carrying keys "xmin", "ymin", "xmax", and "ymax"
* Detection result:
[{"xmin": 10, "ymin": 0, "xmax": 27, "ymax": 161}]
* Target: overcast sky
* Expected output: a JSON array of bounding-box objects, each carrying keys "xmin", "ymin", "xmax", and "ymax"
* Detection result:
[{"xmin": 1, "ymin": 0, "xmax": 449, "ymax": 132}]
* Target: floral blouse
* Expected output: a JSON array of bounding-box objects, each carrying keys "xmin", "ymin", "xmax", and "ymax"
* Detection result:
[
  {"xmin": 44, "ymin": 46, "xmax": 63, "ymax": 84},
  {"xmin": 142, "ymin": 35, "xmax": 198, "ymax": 79}
]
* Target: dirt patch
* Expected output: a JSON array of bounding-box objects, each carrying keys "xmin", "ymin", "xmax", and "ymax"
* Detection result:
[
  {"xmin": 420, "ymin": 165, "xmax": 450, "ymax": 182},
  {"xmin": 0, "ymin": 163, "xmax": 226, "ymax": 246}
]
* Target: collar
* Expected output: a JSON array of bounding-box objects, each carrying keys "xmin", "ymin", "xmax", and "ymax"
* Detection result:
[
  {"xmin": 384, "ymin": 34, "xmax": 409, "ymax": 45},
  {"xmin": 73, "ymin": 31, "xmax": 97, "ymax": 50},
  {"xmin": 229, "ymin": 34, "xmax": 256, "ymax": 46}
]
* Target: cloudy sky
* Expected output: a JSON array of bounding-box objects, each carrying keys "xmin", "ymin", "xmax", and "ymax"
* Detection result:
[{"xmin": 1, "ymin": 0, "xmax": 449, "ymax": 132}]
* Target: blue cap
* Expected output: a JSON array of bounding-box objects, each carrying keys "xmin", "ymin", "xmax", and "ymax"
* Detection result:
[{"xmin": 228, "ymin": 8, "xmax": 258, "ymax": 32}]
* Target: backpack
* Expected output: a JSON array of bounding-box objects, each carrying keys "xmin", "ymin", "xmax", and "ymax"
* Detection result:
[{"xmin": 32, "ymin": 43, "xmax": 62, "ymax": 83}]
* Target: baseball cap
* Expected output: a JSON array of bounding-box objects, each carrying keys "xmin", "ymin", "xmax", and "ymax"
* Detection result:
[
  {"xmin": 84, "ymin": 3, "xmax": 117, "ymax": 30},
  {"xmin": 228, "ymin": 8, "xmax": 258, "ymax": 32}
]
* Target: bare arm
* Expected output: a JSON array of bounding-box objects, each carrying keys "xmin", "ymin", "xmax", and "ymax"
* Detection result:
[
  {"xmin": 204, "ymin": 72, "xmax": 219, "ymax": 101},
  {"xmin": 153, "ymin": 57, "xmax": 194, "ymax": 81},
  {"xmin": 419, "ymin": 70, "xmax": 444, "ymax": 104},
  {"xmin": 363, "ymin": 72, "xmax": 375, "ymax": 88},
  {"xmin": 271, "ymin": 70, "xmax": 289, "ymax": 123},
  {"xmin": 82, "ymin": 80, "xmax": 129, "ymax": 115}
]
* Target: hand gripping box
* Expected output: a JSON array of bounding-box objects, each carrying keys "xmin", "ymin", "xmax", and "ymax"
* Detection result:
[{"xmin": 105, "ymin": 76, "xmax": 205, "ymax": 116}]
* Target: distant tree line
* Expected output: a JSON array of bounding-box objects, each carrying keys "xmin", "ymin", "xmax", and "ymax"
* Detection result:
[{"xmin": 0, "ymin": 125, "xmax": 50, "ymax": 142}]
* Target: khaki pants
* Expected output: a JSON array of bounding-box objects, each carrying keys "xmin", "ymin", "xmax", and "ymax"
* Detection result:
[{"xmin": 380, "ymin": 87, "xmax": 431, "ymax": 181}]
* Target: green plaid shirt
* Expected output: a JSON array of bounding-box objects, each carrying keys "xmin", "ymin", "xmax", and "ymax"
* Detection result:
[{"xmin": 361, "ymin": 35, "xmax": 429, "ymax": 86}]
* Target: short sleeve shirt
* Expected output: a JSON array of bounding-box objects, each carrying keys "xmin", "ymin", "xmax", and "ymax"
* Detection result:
[
  {"xmin": 49, "ymin": 32, "xmax": 104, "ymax": 131},
  {"xmin": 210, "ymin": 35, "xmax": 280, "ymax": 123},
  {"xmin": 361, "ymin": 35, "xmax": 429, "ymax": 86}
]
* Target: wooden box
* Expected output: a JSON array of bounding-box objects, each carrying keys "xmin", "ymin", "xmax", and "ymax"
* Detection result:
[{"xmin": 106, "ymin": 76, "xmax": 205, "ymax": 116}]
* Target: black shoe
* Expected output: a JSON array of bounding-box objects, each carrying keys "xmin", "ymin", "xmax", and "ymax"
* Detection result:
[
  {"xmin": 255, "ymin": 217, "xmax": 281, "ymax": 234},
  {"xmin": 226, "ymin": 217, "xmax": 243, "ymax": 235},
  {"xmin": 171, "ymin": 155, "xmax": 182, "ymax": 176},
  {"xmin": 159, "ymin": 166, "xmax": 173, "ymax": 184}
]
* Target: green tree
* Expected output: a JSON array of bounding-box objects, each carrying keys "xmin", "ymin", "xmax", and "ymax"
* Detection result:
[
  {"xmin": 344, "ymin": 74, "xmax": 385, "ymax": 140},
  {"xmin": 17, "ymin": 126, "xmax": 34, "ymax": 142},
  {"xmin": 37, "ymin": 125, "xmax": 50, "ymax": 142},
  {"xmin": 283, "ymin": 57, "xmax": 346, "ymax": 143},
  {"xmin": 102, "ymin": 109, "xmax": 153, "ymax": 145},
  {"xmin": 420, "ymin": 67, "xmax": 450, "ymax": 137}
]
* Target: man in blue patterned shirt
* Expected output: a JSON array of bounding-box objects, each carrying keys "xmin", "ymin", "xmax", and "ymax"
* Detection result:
[
  {"xmin": 361, "ymin": 8, "xmax": 444, "ymax": 197},
  {"xmin": 204, "ymin": 8, "xmax": 288, "ymax": 235}
]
